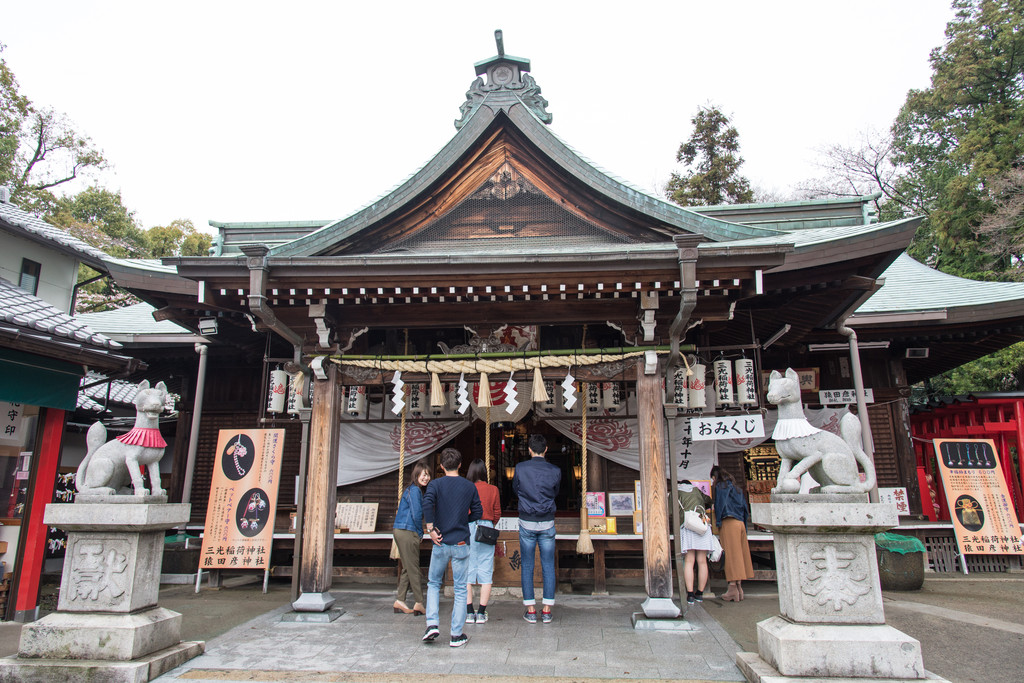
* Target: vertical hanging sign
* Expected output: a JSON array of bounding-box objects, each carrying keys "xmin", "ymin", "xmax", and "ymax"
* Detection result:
[
  {"xmin": 200, "ymin": 429, "xmax": 286, "ymax": 574},
  {"xmin": 934, "ymin": 438, "xmax": 1024, "ymax": 571}
]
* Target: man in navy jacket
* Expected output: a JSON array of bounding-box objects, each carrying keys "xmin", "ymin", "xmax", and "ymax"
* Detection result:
[
  {"xmin": 422, "ymin": 447, "xmax": 482, "ymax": 647},
  {"xmin": 513, "ymin": 434, "xmax": 561, "ymax": 623}
]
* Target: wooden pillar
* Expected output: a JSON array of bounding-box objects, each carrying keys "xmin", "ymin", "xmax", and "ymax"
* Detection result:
[
  {"xmin": 636, "ymin": 367, "xmax": 678, "ymax": 617},
  {"xmin": 293, "ymin": 362, "xmax": 342, "ymax": 612}
]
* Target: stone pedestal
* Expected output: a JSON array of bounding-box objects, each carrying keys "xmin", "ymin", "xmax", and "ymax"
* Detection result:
[
  {"xmin": 736, "ymin": 494, "xmax": 949, "ymax": 682},
  {"xmin": 0, "ymin": 501, "xmax": 204, "ymax": 683}
]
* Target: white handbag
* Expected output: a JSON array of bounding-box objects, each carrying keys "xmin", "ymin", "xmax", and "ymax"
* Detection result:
[
  {"xmin": 683, "ymin": 506, "xmax": 708, "ymax": 535},
  {"xmin": 709, "ymin": 533, "xmax": 724, "ymax": 562}
]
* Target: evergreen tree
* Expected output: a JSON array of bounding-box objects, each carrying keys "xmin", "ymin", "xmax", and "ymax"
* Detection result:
[
  {"xmin": 891, "ymin": 0, "xmax": 1024, "ymax": 279},
  {"xmin": 665, "ymin": 106, "xmax": 755, "ymax": 206}
]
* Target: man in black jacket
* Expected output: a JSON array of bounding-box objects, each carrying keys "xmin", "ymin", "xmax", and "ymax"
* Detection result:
[{"xmin": 512, "ymin": 434, "xmax": 561, "ymax": 623}]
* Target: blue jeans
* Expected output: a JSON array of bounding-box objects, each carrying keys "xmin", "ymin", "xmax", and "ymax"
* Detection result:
[
  {"xmin": 426, "ymin": 542, "xmax": 471, "ymax": 636},
  {"xmin": 518, "ymin": 524, "xmax": 556, "ymax": 606}
]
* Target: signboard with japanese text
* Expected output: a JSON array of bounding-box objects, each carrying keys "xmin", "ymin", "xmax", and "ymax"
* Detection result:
[
  {"xmin": 689, "ymin": 414, "xmax": 765, "ymax": 442},
  {"xmin": 200, "ymin": 429, "xmax": 285, "ymax": 573},
  {"xmin": 762, "ymin": 368, "xmax": 819, "ymax": 393},
  {"xmin": 819, "ymin": 388, "xmax": 874, "ymax": 405},
  {"xmin": 334, "ymin": 502, "xmax": 379, "ymax": 532},
  {"xmin": 0, "ymin": 401, "xmax": 25, "ymax": 444},
  {"xmin": 934, "ymin": 439, "xmax": 1024, "ymax": 564},
  {"xmin": 878, "ymin": 487, "xmax": 910, "ymax": 515}
]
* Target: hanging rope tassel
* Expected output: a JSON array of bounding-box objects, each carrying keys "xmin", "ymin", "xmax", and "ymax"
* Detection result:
[
  {"xmin": 477, "ymin": 372, "xmax": 491, "ymax": 407},
  {"xmin": 577, "ymin": 381, "xmax": 594, "ymax": 555},
  {"xmin": 390, "ymin": 385, "xmax": 408, "ymax": 561},
  {"xmin": 429, "ymin": 372, "xmax": 445, "ymax": 407},
  {"xmin": 532, "ymin": 367, "xmax": 548, "ymax": 402}
]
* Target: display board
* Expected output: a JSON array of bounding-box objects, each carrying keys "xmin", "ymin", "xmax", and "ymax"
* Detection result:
[
  {"xmin": 933, "ymin": 438, "xmax": 1024, "ymax": 573},
  {"xmin": 199, "ymin": 429, "xmax": 285, "ymax": 574},
  {"xmin": 334, "ymin": 502, "xmax": 379, "ymax": 532}
]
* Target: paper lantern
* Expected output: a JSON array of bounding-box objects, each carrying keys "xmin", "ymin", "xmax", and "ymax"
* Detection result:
[
  {"xmin": 267, "ymin": 369, "xmax": 287, "ymax": 414},
  {"xmin": 409, "ymin": 384, "xmax": 426, "ymax": 415},
  {"xmin": 287, "ymin": 373, "xmax": 310, "ymax": 414},
  {"xmin": 735, "ymin": 358, "xmax": 758, "ymax": 405},
  {"xmin": 602, "ymin": 382, "xmax": 621, "ymax": 413},
  {"xmin": 586, "ymin": 382, "xmax": 602, "ymax": 412},
  {"xmin": 714, "ymin": 358, "xmax": 734, "ymax": 407},
  {"xmin": 688, "ymin": 364, "xmax": 707, "ymax": 409},
  {"xmin": 672, "ymin": 368, "xmax": 689, "ymax": 408},
  {"xmin": 346, "ymin": 385, "xmax": 366, "ymax": 417},
  {"xmin": 542, "ymin": 380, "xmax": 557, "ymax": 412}
]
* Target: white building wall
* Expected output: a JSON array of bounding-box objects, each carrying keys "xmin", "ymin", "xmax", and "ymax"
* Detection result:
[{"xmin": 0, "ymin": 232, "xmax": 79, "ymax": 312}]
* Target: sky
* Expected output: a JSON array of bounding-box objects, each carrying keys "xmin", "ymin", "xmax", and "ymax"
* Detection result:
[{"xmin": 2, "ymin": 1, "xmax": 955, "ymax": 235}]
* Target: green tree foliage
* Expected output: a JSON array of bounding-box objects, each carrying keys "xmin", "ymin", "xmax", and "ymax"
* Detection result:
[
  {"xmin": 922, "ymin": 342, "xmax": 1024, "ymax": 398},
  {"xmin": 49, "ymin": 187, "xmax": 147, "ymax": 257},
  {"xmin": 665, "ymin": 105, "xmax": 755, "ymax": 206},
  {"xmin": 145, "ymin": 219, "xmax": 212, "ymax": 258},
  {"xmin": 0, "ymin": 47, "xmax": 107, "ymax": 212},
  {"xmin": 890, "ymin": 0, "xmax": 1024, "ymax": 279}
]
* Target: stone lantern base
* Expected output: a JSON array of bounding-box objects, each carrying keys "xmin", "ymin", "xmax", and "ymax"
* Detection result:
[
  {"xmin": 0, "ymin": 501, "xmax": 204, "ymax": 683},
  {"xmin": 736, "ymin": 495, "xmax": 949, "ymax": 682}
]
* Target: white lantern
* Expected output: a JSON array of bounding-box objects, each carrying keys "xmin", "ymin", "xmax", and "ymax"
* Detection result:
[
  {"xmin": 586, "ymin": 382, "xmax": 602, "ymax": 412},
  {"xmin": 346, "ymin": 385, "xmax": 366, "ymax": 417},
  {"xmin": 542, "ymin": 380, "xmax": 557, "ymax": 413},
  {"xmin": 287, "ymin": 373, "xmax": 310, "ymax": 414},
  {"xmin": 602, "ymin": 382, "xmax": 621, "ymax": 413},
  {"xmin": 735, "ymin": 358, "xmax": 758, "ymax": 405},
  {"xmin": 409, "ymin": 384, "xmax": 426, "ymax": 415},
  {"xmin": 714, "ymin": 358, "xmax": 734, "ymax": 407},
  {"xmin": 688, "ymin": 364, "xmax": 707, "ymax": 409},
  {"xmin": 267, "ymin": 369, "xmax": 287, "ymax": 414}
]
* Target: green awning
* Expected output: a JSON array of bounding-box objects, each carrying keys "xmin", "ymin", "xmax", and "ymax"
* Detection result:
[{"xmin": 0, "ymin": 348, "xmax": 84, "ymax": 411}]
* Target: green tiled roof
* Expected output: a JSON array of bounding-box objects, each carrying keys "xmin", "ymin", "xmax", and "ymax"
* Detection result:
[{"xmin": 856, "ymin": 254, "xmax": 1024, "ymax": 314}]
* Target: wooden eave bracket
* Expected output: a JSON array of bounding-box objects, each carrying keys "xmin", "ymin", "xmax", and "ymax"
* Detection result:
[{"xmin": 639, "ymin": 291, "xmax": 659, "ymax": 342}]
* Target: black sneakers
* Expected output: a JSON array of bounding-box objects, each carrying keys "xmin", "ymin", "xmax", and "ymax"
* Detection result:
[
  {"xmin": 523, "ymin": 609, "xmax": 537, "ymax": 623},
  {"xmin": 422, "ymin": 625, "xmax": 440, "ymax": 642},
  {"xmin": 450, "ymin": 633, "xmax": 469, "ymax": 648},
  {"xmin": 541, "ymin": 609, "xmax": 553, "ymax": 624}
]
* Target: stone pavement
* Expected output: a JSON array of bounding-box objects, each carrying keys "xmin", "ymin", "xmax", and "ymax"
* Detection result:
[{"xmin": 2, "ymin": 575, "xmax": 1023, "ymax": 682}]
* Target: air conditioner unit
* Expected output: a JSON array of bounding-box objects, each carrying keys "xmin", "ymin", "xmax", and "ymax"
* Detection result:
[{"xmin": 905, "ymin": 348, "xmax": 929, "ymax": 359}]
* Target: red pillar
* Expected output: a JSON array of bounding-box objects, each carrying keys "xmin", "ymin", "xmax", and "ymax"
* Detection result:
[
  {"xmin": 1016, "ymin": 400, "xmax": 1024, "ymax": 520},
  {"xmin": 9, "ymin": 407, "xmax": 64, "ymax": 622}
]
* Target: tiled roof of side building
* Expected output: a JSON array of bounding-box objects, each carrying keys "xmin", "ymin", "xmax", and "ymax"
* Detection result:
[
  {"xmin": 0, "ymin": 198, "xmax": 110, "ymax": 268},
  {"xmin": 0, "ymin": 277, "xmax": 123, "ymax": 350},
  {"xmin": 856, "ymin": 253, "xmax": 1024, "ymax": 314},
  {"xmin": 76, "ymin": 302, "xmax": 190, "ymax": 337}
]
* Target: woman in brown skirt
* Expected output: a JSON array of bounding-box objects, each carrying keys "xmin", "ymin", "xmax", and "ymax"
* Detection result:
[{"xmin": 711, "ymin": 466, "xmax": 754, "ymax": 601}]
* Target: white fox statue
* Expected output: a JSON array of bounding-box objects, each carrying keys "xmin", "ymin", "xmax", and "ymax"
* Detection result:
[
  {"xmin": 76, "ymin": 379, "xmax": 168, "ymax": 497},
  {"xmin": 766, "ymin": 368, "xmax": 875, "ymax": 495}
]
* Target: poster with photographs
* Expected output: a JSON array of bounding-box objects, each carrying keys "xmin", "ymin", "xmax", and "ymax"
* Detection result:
[{"xmin": 200, "ymin": 429, "xmax": 285, "ymax": 573}]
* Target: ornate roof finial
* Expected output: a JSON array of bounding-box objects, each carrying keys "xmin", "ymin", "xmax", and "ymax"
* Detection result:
[{"xmin": 455, "ymin": 30, "xmax": 552, "ymax": 130}]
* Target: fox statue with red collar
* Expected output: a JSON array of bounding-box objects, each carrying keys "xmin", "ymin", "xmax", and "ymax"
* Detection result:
[
  {"xmin": 766, "ymin": 368, "xmax": 875, "ymax": 495},
  {"xmin": 76, "ymin": 380, "xmax": 169, "ymax": 497}
]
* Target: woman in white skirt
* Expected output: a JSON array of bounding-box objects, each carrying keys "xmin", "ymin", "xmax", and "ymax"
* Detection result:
[{"xmin": 678, "ymin": 480, "xmax": 714, "ymax": 604}]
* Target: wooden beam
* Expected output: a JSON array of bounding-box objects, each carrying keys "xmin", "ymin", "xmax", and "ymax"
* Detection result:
[
  {"xmin": 636, "ymin": 369, "xmax": 673, "ymax": 601},
  {"xmin": 298, "ymin": 361, "xmax": 343, "ymax": 604}
]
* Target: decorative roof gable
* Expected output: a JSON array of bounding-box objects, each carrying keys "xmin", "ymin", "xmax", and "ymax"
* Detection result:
[{"xmin": 455, "ymin": 30, "xmax": 552, "ymax": 130}]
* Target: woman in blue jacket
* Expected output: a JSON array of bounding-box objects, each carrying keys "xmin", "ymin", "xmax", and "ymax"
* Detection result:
[
  {"xmin": 393, "ymin": 461, "xmax": 431, "ymax": 614},
  {"xmin": 711, "ymin": 466, "xmax": 754, "ymax": 601}
]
